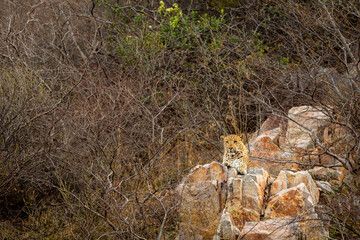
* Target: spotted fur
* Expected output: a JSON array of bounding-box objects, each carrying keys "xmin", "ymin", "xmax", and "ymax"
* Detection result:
[{"xmin": 221, "ymin": 134, "xmax": 251, "ymax": 175}]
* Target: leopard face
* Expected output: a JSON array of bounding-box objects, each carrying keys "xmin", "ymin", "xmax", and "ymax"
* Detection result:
[{"xmin": 221, "ymin": 134, "xmax": 244, "ymax": 155}]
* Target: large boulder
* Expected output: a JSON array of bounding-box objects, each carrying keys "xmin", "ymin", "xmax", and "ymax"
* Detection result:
[
  {"xmin": 248, "ymin": 106, "xmax": 342, "ymax": 176},
  {"xmin": 284, "ymin": 106, "xmax": 329, "ymax": 150},
  {"xmin": 250, "ymin": 132, "xmax": 294, "ymax": 176},
  {"xmin": 176, "ymin": 162, "xmax": 228, "ymax": 239},
  {"xmin": 242, "ymin": 168, "xmax": 269, "ymax": 212},
  {"xmin": 265, "ymin": 183, "xmax": 315, "ymax": 219},
  {"xmin": 270, "ymin": 170, "xmax": 320, "ymax": 205}
]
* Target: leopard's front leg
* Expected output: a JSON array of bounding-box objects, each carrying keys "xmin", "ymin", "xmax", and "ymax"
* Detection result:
[{"xmin": 230, "ymin": 160, "xmax": 247, "ymax": 175}]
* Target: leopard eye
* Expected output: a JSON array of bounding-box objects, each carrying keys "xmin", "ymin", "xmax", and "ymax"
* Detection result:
[
  {"xmin": 226, "ymin": 141, "xmax": 229, "ymax": 143},
  {"xmin": 234, "ymin": 140, "xmax": 237, "ymax": 143}
]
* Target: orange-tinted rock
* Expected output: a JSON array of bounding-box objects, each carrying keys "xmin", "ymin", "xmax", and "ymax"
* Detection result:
[
  {"xmin": 270, "ymin": 170, "xmax": 319, "ymax": 205},
  {"xmin": 224, "ymin": 168, "xmax": 269, "ymax": 233},
  {"xmin": 270, "ymin": 170, "xmax": 288, "ymax": 195},
  {"xmin": 186, "ymin": 162, "xmax": 227, "ymax": 184},
  {"xmin": 240, "ymin": 217, "xmax": 299, "ymax": 240},
  {"xmin": 265, "ymin": 183, "xmax": 314, "ymax": 219},
  {"xmin": 177, "ymin": 162, "xmax": 228, "ymax": 239},
  {"xmin": 250, "ymin": 135, "xmax": 294, "ymax": 176},
  {"xmin": 187, "ymin": 166, "xmax": 207, "ymax": 183},
  {"xmin": 250, "ymin": 128, "xmax": 281, "ymax": 149},
  {"xmin": 253, "ymin": 135, "xmax": 281, "ymax": 152}
]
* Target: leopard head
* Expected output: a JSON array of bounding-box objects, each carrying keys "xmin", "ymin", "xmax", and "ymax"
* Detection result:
[{"xmin": 221, "ymin": 134, "xmax": 243, "ymax": 155}]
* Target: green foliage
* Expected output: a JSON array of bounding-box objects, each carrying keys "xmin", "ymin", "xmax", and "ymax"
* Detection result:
[
  {"xmin": 158, "ymin": 3, "xmax": 225, "ymax": 49},
  {"xmin": 104, "ymin": 1, "xmax": 226, "ymax": 68},
  {"xmin": 280, "ymin": 57, "xmax": 290, "ymax": 65}
]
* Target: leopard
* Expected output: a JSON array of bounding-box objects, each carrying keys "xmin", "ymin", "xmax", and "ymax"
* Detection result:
[{"xmin": 221, "ymin": 134, "xmax": 251, "ymax": 175}]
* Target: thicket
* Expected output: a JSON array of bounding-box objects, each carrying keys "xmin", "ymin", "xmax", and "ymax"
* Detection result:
[{"xmin": 0, "ymin": 0, "xmax": 359, "ymax": 238}]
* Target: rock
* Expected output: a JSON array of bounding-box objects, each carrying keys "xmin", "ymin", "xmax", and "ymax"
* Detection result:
[
  {"xmin": 240, "ymin": 215, "xmax": 328, "ymax": 240},
  {"xmin": 240, "ymin": 217, "xmax": 300, "ymax": 240},
  {"xmin": 292, "ymin": 147, "xmax": 339, "ymax": 167},
  {"xmin": 251, "ymin": 135, "xmax": 281, "ymax": 155},
  {"xmin": 225, "ymin": 167, "xmax": 269, "ymax": 233},
  {"xmin": 316, "ymin": 181, "xmax": 334, "ymax": 194},
  {"xmin": 227, "ymin": 167, "xmax": 238, "ymax": 179},
  {"xmin": 249, "ymin": 106, "xmax": 334, "ymax": 176},
  {"xmin": 242, "ymin": 168, "xmax": 269, "ymax": 217},
  {"xmin": 285, "ymin": 106, "xmax": 329, "ymax": 150},
  {"xmin": 270, "ymin": 170, "xmax": 288, "ymax": 196},
  {"xmin": 308, "ymin": 166, "xmax": 344, "ymax": 182},
  {"xmin": 265, "ymin": 183, "xmax": 315, "ymax": 219},
  {"xmin": 247, "ymin": 168, "xmax": 269, "ymax": 190},
  {"xmin": 176, "ymin": 162, "xmax": 228, "ymax": 239},
  {"xmin": 241, "ymin": 168, "xmax": 269, "ymax": 214},
  {"xmin": 249, "ymin": 125, "xmax": 301, "ymax": 176},
  {"xmin": 242, "ymin": 174, "xmax": 264, "ymax": 216},
  {"xmin": 226, "ymin": 175, "xmax": 243, "ymax": 211},
  {"xmin": 176, "ymin": 161, "xmax": 328, "ymax": 239},
  {"xmin": 177, "ymin": 162, "xmax": 270, "ymax": 239},
  {"xmin": 213, "ymin": 211, "xmax": 240, "ymax": 240},
  {"xmin": 177, "ymin": 165, "xmax": 270, "ymax": 240},
  {"xmin": 260, "ymin": 115, "xmax": 284, "ymax": 133},
  {"xmin": 270, "ymin": 170, "xmax": 319, "ymax": 205},
  {"xmin": 250, "ymin": 135, "xmax": 294, "ymax": 176},
  {"xmin": 268, "ymin": 176, "xmax": 275, "ymax": 185},
  {"xmin": 299, "ymin": 212, "xmax": 329, "ymax": 240},
  {"xmin": 250, "ymin": 127, "xmax": 281, "ymax": 149}
]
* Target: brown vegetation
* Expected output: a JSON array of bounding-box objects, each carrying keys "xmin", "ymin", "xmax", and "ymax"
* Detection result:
[{"xmin": 1, "ymin": 0, "xmax": 359, "ymax": 238}]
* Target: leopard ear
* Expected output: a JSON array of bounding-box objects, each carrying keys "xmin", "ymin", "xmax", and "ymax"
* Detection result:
[
  {"xmin": 238, "ymin": 133, "xmax": 244, "ymax": 140},
  {"xmin": 220, "ymin": 135, "xmax": 225, "ymax": 140}
]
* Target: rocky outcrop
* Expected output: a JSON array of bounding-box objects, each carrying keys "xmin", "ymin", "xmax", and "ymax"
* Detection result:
[
  {"xmin": 176, "ymin": 105, "xmax": 346, "ymax": 239},
  {"xmin": 176, "ymin": 163, "xmax": 327, "ymax": 239}
]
